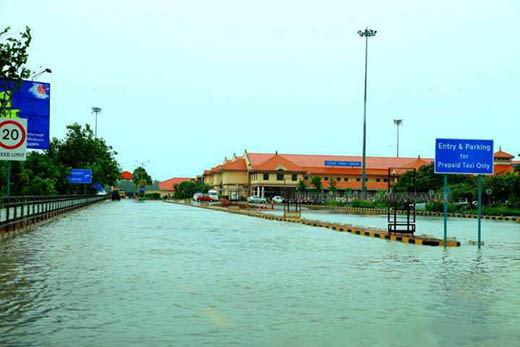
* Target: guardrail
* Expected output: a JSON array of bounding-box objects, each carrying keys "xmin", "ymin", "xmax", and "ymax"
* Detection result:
[{"xmin": 0, "ymin": 195, "xmax": 107, "ymax": 234}]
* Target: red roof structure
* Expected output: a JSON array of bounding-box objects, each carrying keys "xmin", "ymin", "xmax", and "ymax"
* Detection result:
[
  {"xmin": 158, "ymin": 177, "xmax": 193, "ymax": 191},
  {"xmin": 120, "ymin": 171, "xmax": 133, "ymax": 180},
  {"xmin": 494, "ymin": 150, "xmax": 514, "ymax": 159},
  {"xmin": 220, "ymin": 158, "xmax": 247, "ymax": 171}
]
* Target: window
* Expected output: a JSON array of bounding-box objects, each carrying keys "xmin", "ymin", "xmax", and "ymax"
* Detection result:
[
  {"xmin": 343, "ymin": 177, "xmax": 348, "ymax": 182},
  {"xmin": 277, "ymin": 173, "xmax": 284, "ymax": 181},
  {"xmin": 383, "ymin": 178, "xmax": 388, "ymax": 182},
  {"xmin": 356, "ymin": 178, "xmax": 361, "ymax": 182},
  {"xmin": 376, "ymin": 178, "xmax": 381, "ymax": 182},
  {"xmin": 263, "ymin": 173, "xmax": 269, "ymax": 180},
  {"xmin": 324, "ymin": 177, "xmax": 329, "ymax": 181},
  {"xmin": 304, "ymin": 175, "xmax": 309, "ymax": 180},
  {"xmin": 292, "ymin": 174, "xmax": 297, "ymax": 181},
  {"xmin": 337, "ymin": 177, "xmax": 341, "ymax": 181}
]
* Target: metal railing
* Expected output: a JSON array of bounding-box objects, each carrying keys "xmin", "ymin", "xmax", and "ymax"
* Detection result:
[{"xmin": 0, "ymin": 195, "xmax": 107, "ymax": 233}]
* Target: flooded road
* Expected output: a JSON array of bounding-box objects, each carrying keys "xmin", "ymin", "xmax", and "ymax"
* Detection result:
[{"xmin": 1, "ymin": 201, "xmax": 519, "ymax": 346}]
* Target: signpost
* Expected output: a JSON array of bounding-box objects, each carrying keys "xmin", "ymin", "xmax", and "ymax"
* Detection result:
[
  {"xmin": 0, "ymin": 118, "xmax": 28, "ymax": 197},
  {"xmin": 324, "ymin": 160, "xmax": 361, "ymax": 167},
  {"xmin": 435, "ymin": 138, "xmax": 494, "ymax": 248},
  {"xmin": 67, "ymin": 169, "xmax": 92, "ymax": 195},
  {"xmin": 0, "ymin": 80, "xmax": 51, "ymax": 149}
]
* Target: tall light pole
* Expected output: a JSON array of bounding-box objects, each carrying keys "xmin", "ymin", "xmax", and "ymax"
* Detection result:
[
  {"xmin": 393, "ymin": 119, "xmax": 403, "ymax": 157},
  {"xmin": 358, "ymin": 28, "xmax": 377, "ymax": 195},
  {"xmin": 92, "ymin": 107, "xmax": 101, "ymax": 138}
]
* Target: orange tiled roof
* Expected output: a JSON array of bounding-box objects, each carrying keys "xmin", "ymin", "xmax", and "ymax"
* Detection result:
[
  {"xmin": 158, "ymin": 177, "xmax": 193, "ymax": 191},
  {"xmin": 120, "ymin": 170, "xmax": 133, "ymax": 180},
  {"xmin": 494, "ymin": 150, "xmax": 514, "ymax": 159},
  {"xmin": 248, "ymin": 152, "xmax": 433, "ymax": 171},
  {"xmin": 254, "ymin": 154, "xmax": 305, "ymax": 172},
  {"xmin": 203, "ymin": 170, "xmax": 211, "ymax": 175},
  {"xmin": 220, "ymin": 158, "xmax": 247, "ymax": 171}
]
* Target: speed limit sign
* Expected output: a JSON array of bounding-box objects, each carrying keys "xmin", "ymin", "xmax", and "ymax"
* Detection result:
[{"xmin": 0, "ymin": 118, "xmax": 27, "ymax": 161}]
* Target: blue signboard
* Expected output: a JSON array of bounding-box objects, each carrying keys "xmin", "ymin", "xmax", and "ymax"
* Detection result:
[
  {"xmin": 67, "ymin": 169, "xmax": 92, "ymax": 184},
  {"xmin": 324, "ymin": 160, "xmax": 361, "ymax": 167},
  {"xmin": 435, "ymin": 138, "xmax": 494, "ymax": 175},
  {"xmin": 0, "ymin": 80, "xmax": 50, "ymax": 149}
]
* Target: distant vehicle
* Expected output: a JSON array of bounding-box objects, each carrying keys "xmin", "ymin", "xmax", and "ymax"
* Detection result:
[
  {"xmin": 119, "ymin": 191, "xmax": 126, "ymax": 198},
  {"xmin": 208, "ymin": 189, "xmax": 219, "ymax": 202},
  {"xmin": 111, "ymin": 190, "xmax": 120, "ymax": 201},
  {"xmin": 193, "ymin": 192, "xmax": 203, "ymax": 201},
  {"xmin": 272, "ymin": 196, "xmax": 284, "ymax": 203},
  {"xmin": 248, "ymin": 196, "xmax": 267, "ymax": 204}
]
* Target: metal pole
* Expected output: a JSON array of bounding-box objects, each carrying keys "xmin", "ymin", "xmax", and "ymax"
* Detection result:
[
  {"xmin": 6, "ymin": 160, "xmax": 11, "ymax": 197},
  {"xmin": 95, "ymin": 113, "xmax": 98, "ymax": 138},
  {"xmin": 361, "ymin": 34, "xmax": 368, "ymax": 196},
  {"xmin": 396, "ymin": 124, "xmax": 400, "ymax": 158},
  {"xmin": 443, "ymin": 174, "xmax": 448, "ymax": 248},
  {"xmin": 478, "ymin": 175, "xmax": 482, "ymax": 249}
]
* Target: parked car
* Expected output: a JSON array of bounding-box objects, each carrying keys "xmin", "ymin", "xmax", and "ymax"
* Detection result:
[
  {"xmin": 208, "ymin": 189, "xmax": 219, "ymax": 201},
  {"xmin": 193, "ymin": 192, "xmax": 203, "ymax": 201},
  {"xmin": 248, "ymin": 196, "xmax": 267, "ymax": 204},
  {"xmin": 272, "ymin": 196, "xmax": 284, "ymax": 203}
]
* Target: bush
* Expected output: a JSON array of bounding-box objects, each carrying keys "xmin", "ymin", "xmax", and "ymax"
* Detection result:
[
  {"xmin": 324, "ymin": 200, "xmax": 345, "ymax": 207},
  {"xmin": 144, "ymin": 192, "xmax": 161, "ymax": 200},
  {"xmin": 350, "ymin": 200, "xmax": 376, "ymax": 208}
]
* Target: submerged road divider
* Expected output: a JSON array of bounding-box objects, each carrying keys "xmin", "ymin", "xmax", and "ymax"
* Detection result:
[
  {"xmin": 0, "ymin": 195, "xmax": 107, "ymax": 241},
  {"xmin": 165, "ymin": 201, "xmax": 460, "ymax": 247}
]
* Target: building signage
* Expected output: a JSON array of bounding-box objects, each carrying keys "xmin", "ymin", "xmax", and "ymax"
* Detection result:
[
  {"xmin": 324, "ymin": 160, "xmax": 361, "ymax": 167},
  {"xmin": 67, "ymin": 169, "xmax": 92, "ymax": 184},
  {"xmin": 0, "ymin": 80, "xmax": 51, "ymax": 149},
  {"xmin": 0, "ymin": 118, "xmax": 27, "ymax": 161},
  {"xmin": 435, "ymin": 138, "xmax": 494, "ymax": 175}
]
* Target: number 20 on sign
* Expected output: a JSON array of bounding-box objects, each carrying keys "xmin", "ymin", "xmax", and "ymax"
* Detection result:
[{"xmin": 0, "ymin": 118, "xmax": 27, "ymax": 161}]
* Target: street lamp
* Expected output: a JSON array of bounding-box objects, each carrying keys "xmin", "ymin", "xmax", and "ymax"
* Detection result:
[
  {"xmin": 92, "ymin": 107, "xmax": 101, "ymax": 138},
  {"xmin": 393, "ymin": 119, "xmax": 403, "ymax": 157},
  {"xmin": 31, "ymin": 67, "xmax": 52, "ymax": 81},
  {"xmin": 358, "ymin": 28, "xmax": 377, "ymax": 196}
]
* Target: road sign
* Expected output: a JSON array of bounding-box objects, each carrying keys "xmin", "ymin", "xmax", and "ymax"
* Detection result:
[
  {"xmin": 0, "ymin": 118, "xmax": 27, "ymax": 161},
  {"xmin": 435, "ymin": 138, "xmax": 494, "ymax": 175},
  {"xmin": 0, "ymin": 80, "xmax": 51, "ymax": 149},
  {"xmin": 67, "ymin": 169, "xmax": 92, "ymax": 184},
  {"xmin": 324, "ymin": 160, "xmax": 361, "ymax": 167}
]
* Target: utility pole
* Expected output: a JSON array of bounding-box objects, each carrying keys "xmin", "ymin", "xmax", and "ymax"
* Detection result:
[
  {"xmin": 92, "ymin": 107, "xmax": 101, "ymax": 138},
  {"xmin": 393, "ymin": 119, "xmax": 403, "ymax": 157},
  {"xmin": 357, "ymin": 28, "xmax": 377, "ymax": 196}
]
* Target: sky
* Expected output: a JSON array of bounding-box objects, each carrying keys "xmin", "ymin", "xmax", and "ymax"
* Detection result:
[{"xmin": 1, "ymin": 0, "xmax": 519, "ymax": 180}]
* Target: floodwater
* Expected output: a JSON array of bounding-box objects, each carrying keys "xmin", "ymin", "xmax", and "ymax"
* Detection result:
[{"xmin": 1, "ymin": 201, "xmax": 519, "ymax": 346}]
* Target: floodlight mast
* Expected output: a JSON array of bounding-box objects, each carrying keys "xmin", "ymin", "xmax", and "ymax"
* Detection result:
[
  {"xmin": 393, "ymin": 119, "xmax": 403, "ymax": 157},
  {"xmin": 357, "ymin": 28, "xmax": 377, "ymax": 196},
  {"xmin": 92, "ymin": 107, "xmax": 102, "ymax": 138}
]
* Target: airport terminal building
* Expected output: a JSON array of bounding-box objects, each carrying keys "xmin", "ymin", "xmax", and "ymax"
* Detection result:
[{"xmin": 202, "ymin": 150, "xmax": 519, "ymax": 199}]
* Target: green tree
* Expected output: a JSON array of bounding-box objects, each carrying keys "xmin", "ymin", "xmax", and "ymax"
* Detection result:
[
  {"xmin": 298, "ymin": 179, "xmax": 306, "ymax": 192},
  {"xmin": 329, "ymin": 177, "xmax": 337, "ymax": 193},
  {"xmin": 311, "ymin": 176, "xmax": 322, "ymax": 192},
  {"xmin": 56, "ymin": 123, "xmax": 121, "ymax": 193},
  {"xmin": 132, "ymin": 166, "xmax": 152, "ymax": 190},
  {"xmin": 0, "ymin": 26, "xmax": 32, "ymax": 116},
  {"xmin": 0, "ymin": 123, "xmax": 120, "ymax": 196},
  {"xmin": 174, "ymin": 181, "xmax": 197, "ymax": 199}
]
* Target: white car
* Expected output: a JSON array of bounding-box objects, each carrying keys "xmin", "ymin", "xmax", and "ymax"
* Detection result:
[
  {"xmin": 272, "ymin": 196, "xmax": 284, "ymax": 203},
  {"xmin": 208, "ymin": 189, "xmax": 219, "ymax": 201},
  {"xmin": 248, "ymin": 196, "xmax": 267, "ymax": 204}
]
